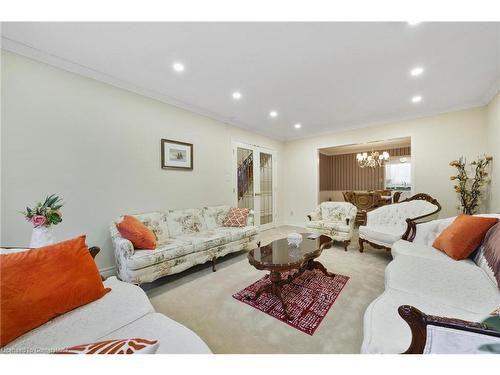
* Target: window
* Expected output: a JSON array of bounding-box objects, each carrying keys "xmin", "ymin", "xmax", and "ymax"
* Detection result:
[{"xmin": 385, "ymin": 157, "xmax": 411, "ymax": 189}]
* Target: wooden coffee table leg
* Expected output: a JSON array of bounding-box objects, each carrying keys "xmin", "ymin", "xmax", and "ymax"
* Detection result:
[
  {"xmin": 246, "ymin": 282, "xmax": 272, "ymax": 301},
  {"xmin": 270, "ymin": 271, "xmax": 293, "ymax": 321},
  {"xmin": 307, "ymin": 260, "xmax": 336, "ymax": 277},
  {"xmin": 273, "ymin": 283, "xmax": 293, "ymax": 321},
  {"xmin": 247, "ymin": 271, "xmax": 293, "ymax": 320}
]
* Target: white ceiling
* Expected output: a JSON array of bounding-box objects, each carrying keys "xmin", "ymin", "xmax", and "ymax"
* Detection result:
[{"xmin": 2, "ymin": 22, "xmax": 499, "ymax": 141}]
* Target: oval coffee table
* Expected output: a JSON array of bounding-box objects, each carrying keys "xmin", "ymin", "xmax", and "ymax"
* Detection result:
[{"xmin": 246, "ymin": 233, "xmax": 334, "ymax": 321}]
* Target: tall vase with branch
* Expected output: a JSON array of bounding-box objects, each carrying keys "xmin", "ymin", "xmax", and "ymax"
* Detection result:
[
  {"xmin": 450, "ymin": 155, "xmax": 493, "ymax": 215},
  {"xmin": 22, "ymin": 194, "xmax": 64, "ymax": 248}
]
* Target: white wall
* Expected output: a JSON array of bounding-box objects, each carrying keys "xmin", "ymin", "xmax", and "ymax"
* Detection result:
[
  {"xmin": 282, "ymin": 106, "xmax": 490, "ymax": 226},
  {"xmin": 487, "ymin": 92, "xmax": 500, "ymax": 213},
  {"xmin": 1, "ymin": 51, "xmax": 284, "ymax": 271}
]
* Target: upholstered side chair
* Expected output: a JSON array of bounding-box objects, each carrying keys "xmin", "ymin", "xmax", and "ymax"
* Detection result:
[
  {"xmin": 306, "ymin": 202, "xmax": 358, "ymax": 251},
  {"xmin": 358, "ymin": 193, "xmax": 441, "ymax": 252}
]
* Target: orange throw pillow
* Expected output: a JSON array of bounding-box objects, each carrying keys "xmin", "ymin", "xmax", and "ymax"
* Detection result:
[
  {"xmin": 433, "ymin": 215, "xmax": 499, "ymax": 260},
  {"xmin": 116, "ymin": 215, "xmax": 156, "ymax": 250},
  {"xmin": 0, "ymin": 236, "xmax": 110, "ymax": 347}
]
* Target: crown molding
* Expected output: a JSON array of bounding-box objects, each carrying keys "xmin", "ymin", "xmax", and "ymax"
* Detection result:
[
  {"xmin": 1, "ymin": 36, "xmax": 284, "ymax": 142},
  {"xmin": 283, "ymin": 99, "xmax": 487, "ymax": 143},
  {"xmin": 2, "ymin": 36, "xmax": 497, "ymax": 144},
  {"xmin": 480, "ymin": 74, "xmax": 500, "ymax": 105}
]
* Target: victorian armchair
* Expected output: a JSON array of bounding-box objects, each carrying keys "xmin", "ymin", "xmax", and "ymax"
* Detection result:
[
  {"xmin": 358, "ymin": 193, "xmax": 441, "ymax": 252},
  {"xmin": 306, "ymin": 202, "xmax": 357, "ymax": 251}
]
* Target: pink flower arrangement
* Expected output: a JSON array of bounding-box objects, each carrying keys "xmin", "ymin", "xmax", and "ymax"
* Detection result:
[
  {"xmin": 31, "ymin": 215, "xmax": 47, "ymax": 227},
  {"xmin": 22, "ymin": 194, "xmax": 64, "ymax": 228}
]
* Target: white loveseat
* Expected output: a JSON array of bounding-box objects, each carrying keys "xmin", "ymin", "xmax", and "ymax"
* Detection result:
[
  {"xmin": 110, "ymin": 205, "xmax": 258, "ymax": 284},
  {"xmin": 306, "ymin": 202, "xmax": 357, "ymax": 251},
  {"xmin": 1, "ymin": 275, "xmax": 211, "ymax": 354},
  {"xmin": 358, "ymin": 193, "xmax": 441, "ymax": 252},
  {"xmin": 361, "ymin": 214, "xmax": 500, "ymax": 354}
]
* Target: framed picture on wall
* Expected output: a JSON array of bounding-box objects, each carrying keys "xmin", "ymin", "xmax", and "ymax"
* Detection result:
[{"xmin": 161, "ymin": 139, "xmax": 193, "ymax": 170}]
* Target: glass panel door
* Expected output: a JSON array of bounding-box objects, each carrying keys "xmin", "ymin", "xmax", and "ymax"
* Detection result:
[
  {"xmin": 259, "ymin": 152, "xmax": 273, "ymax": 226},
  {"xmin": 234, "ymin": 142, "xmax": 276, "ymax": 229},
  {"xmin": 237, "ymin": 147, "xmax": 254, "ymax": 211}
]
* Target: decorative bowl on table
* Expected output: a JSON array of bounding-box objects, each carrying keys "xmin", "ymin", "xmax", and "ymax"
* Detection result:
[{"xmin": 287, "ymin": 233, "xmax": 303, "ymax": 247}]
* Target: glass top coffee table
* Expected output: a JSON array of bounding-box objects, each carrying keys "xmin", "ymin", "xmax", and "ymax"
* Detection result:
[{"xmin": 246, "ymin": 233, "xmax": 334, "ymax": 321}]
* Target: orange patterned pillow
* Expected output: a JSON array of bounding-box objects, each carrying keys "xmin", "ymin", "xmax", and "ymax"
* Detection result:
[
  {"xmin": 433, "ymin": 214, "xmax": 499, "ymax": 260},
  {"xmin": 116, "ymin": 215, "xmax": 156, "ymax": 250},
  {"xmin": 55, "ymin": 338, "xmax": 159, "ymax": 354},
  {"xmin": 223, "ymin": 208, "xmax": 250, "ymax": 227}
]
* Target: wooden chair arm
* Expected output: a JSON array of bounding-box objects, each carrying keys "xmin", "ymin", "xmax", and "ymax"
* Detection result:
[
  {"xmin": 398, "ymin": 305, "xmax": 499, "ymax": 354},
  {"xmin": 89, "ymin": 246, "xmax": 100, "ymax": 259},
  {"xmin": 402, "ymin": 219, "xmax": 416, "ymax": 241}
]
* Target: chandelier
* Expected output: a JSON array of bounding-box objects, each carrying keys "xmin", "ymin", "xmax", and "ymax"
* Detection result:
[{"xmin": 356, "ymin": 151, "xmax": 390, "ymax": 168}]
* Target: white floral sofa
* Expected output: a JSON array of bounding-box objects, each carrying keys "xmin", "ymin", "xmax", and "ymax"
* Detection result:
[
  {"xmin": 110, "ymin": 206, "xmax": 258, "ymax": 284},
  {"xmin": 358, "ymin": 193, "xmax": 441, "ymax": 252},
  {"xmin": 306, "ymin": 202, "xmax": 357, "ymax": 251},
  {"xmin": 361, "ymin": 214, "xmax": 500, "ymax": 354}
]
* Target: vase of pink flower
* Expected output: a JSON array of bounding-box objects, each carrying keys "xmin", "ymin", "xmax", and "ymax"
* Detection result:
[{"xmin": 22, "ymin": 194, "xmax": 63, "ymax": 248}]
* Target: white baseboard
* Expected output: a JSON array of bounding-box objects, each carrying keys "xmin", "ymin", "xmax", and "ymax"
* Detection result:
[{"xmin": 100, "ymin": 266, "xmax": 116, "ymax": 278}]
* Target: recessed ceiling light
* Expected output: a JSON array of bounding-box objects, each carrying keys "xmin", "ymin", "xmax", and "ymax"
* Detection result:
[
  {"xmin": 411, "ymin": 95, "xmax": 423, "ymax": 103},
  {"xmin": 294, "ymin": 123, "xmax": 302, "ymax": 129},
  {"xmin": 232, "ymin": 91, "xmax": 242, "ymax": 100},
  {"xmin": 407, "ymin": 21, "xmax": 421, "ymax": 26},
  {"xmin": 269, "ymin": 111, "xmax": 278, "ymax": 118},
  {"xmin": 172, "ymin": 62, "xmax": 185, "ymax": 72},
  {"xmin": 410, "ymin": 66, "xmax": 424, "ymax": 77}
]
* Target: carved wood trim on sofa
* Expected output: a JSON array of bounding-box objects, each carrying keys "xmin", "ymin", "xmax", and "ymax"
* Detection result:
[
  {"xmin": 400, "ymin": 193, "xmax": 442, "ymax": 242},
  {"xmin": 398, "ymin": 305, "xmax": 500, "ymax": 354},
  {"xmin": 359, "ymin": 193, "xmax": 441, "ymax": 252}
]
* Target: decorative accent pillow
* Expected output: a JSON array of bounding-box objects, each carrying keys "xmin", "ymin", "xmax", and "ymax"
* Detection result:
[
  {"xmin": 116, "ymin": 215, "xmax": 157, "ymax": 249},
  {"xmin": 55, "ymin": 338, "xmax": 159, "ymax": 354},
  {"xmin": 482, "ymin": 222, "xmax": 500, "ymax": 287},
  {"xmin": 0, "ymin": 236, "xmax": 110, "ymax": 347},
  {"xmin": 223, "ymin": 208, "xmax": 250, "ymax": 227},
  {"xmin": 433, "ymin": 215, "xmax": 499, "ymax": 260}
]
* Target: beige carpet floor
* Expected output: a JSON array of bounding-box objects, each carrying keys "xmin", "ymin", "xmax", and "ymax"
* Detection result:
[{"xmin": 146, "ymin": 226, "xmax": 392, "ymax": 353}]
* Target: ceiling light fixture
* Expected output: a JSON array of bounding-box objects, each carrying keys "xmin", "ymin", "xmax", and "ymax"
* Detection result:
[
  {"xmin": 232, "ymin": 91, "xmax": 242, "ymax": 100},
  {"xmin": 269, "ymin": 111, "xmax": 278, "ymax": 118},
  {"xmin": 410, "ymin": 66, "xmax": 424, "ymax": 77},
  {"xmin": 294, "ymin": 123, "xmax": 302, "ymax": 129},
  {"xmin": 412, "ymin": 95, "xmax": 423, "ymax": 103},
  {"xmin": 172, "ymin": 62, "xmax": 185, "ymax": 72},
  {"xmin": 407, "ymin": 21, "xmax": 421, "ymax": 26},
  {"xmin": 357, "ymin": 151, "xmax": 390, "ymax": 168}
]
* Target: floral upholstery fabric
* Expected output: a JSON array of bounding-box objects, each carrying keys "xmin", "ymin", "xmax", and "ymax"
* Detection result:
[
  {"xmin": 319, "ymin": 202, "xmax": 357, "ymax": 223},
  {"xmin": 308, "ymin": 221, "xmax": 350, "ymax": 233},
  {"xmin": 214, "ymin": 226, "xmax": 259, "ymax": 241},
  {"xmin": 126, "ymin": 239, "xmax": 194, "ymax": 270},
  {"xmin": 110, "ymin": 207, "xmax": 259, "ymax": 284},
  {"xmin": 166, "ymin": 209, "xmax": 207, "ymax": 236},
  {"xmin": 173, "ymin": 230, "xmax": 232, "ymax": 252},
  {"xmin": 202, "ymin": 205, "xmax": 231, "ymax": 230},
  {"xmin": 126, "ymin": 212, "xmax": 170, "ymax": 244},
  {"xmin": 118, "ymin": 239, "xmax": 254, "ymax": 284},
  {"xmin": 306, "ymin": 202, "xmax": 357, "ymax": 242}
]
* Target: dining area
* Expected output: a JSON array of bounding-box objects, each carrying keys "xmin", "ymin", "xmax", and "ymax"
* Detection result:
[
  {"xmin": 318, "ymin": 137, "xmax": 412, "ymax": 225},
  {"xmin": 342, "ymin": 190, "xmax": 401, "ymax": 224}
]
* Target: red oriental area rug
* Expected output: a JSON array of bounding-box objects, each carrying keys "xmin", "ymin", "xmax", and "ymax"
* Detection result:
[{"xmin": 232, "ymin": 269, "xmax": 349, "ymax": 335}]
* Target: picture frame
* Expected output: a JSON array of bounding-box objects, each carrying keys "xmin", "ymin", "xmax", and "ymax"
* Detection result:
[{"xmin": 161, "ymin": 139, "xmax": 193, "ymax": 170}]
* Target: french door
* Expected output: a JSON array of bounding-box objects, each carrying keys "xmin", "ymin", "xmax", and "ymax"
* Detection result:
[{"xmin": 233, "ymin": 141, "xmax": 277, "ymax": 230}]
